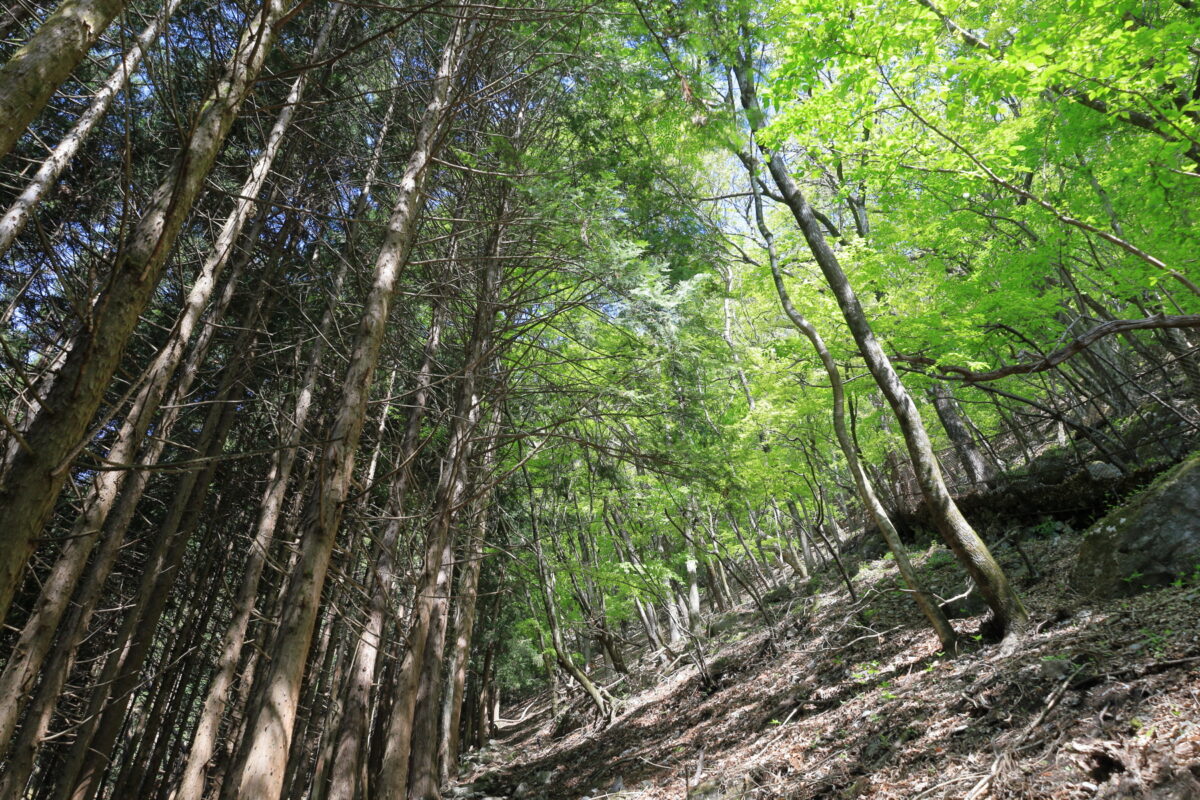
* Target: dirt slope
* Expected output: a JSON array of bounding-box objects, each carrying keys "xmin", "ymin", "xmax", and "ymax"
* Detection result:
[{"xmin": 461, "ymin": 533, "xmax": 1200, "ymax": 800}]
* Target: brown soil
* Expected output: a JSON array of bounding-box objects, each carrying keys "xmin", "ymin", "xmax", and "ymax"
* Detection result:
[{"xmin": 463, "ymin": 534, "xmax": 1200, "ymax": 799}]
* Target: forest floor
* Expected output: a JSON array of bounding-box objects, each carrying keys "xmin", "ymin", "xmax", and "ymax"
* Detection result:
[{"xmin": 459, "ymin": 519, "xmax": 1200, "ymax": 798}]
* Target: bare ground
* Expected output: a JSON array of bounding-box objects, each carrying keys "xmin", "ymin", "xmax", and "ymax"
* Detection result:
[{"xmin": 461, "ymin": 533, "xmax": 1200, "ymax": 799}]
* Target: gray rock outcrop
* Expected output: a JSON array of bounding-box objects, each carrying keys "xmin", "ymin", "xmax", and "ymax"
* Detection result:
[{"xmin": 1073, "ymin": 453, "xmax": 1200, "ymax": 596}]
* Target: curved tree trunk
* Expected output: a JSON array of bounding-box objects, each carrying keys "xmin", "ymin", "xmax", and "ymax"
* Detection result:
[
  {"xmin": 741, "ymin": 154, "xmax": 957, "ymax": 651},
  {"xmin": 928, "ymin": 383, "xmax": 995, "ymax": 489},
  {"xmin": 531, "ymin": 517, "xmax": 613, "ymax": 725},
  {"xmin": 733, "ymin": 56, "xmax": 1027, "ymax": 640}
]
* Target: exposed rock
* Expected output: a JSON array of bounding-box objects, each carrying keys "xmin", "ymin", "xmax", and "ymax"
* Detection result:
[
  {"xmin": 1073, "ymin": 453, "xmax": 1200, "ymax": 596},
  {"xmin": 1085, "ymin": 461, "xmax": 1123, "ymax": 482},
  {"xmin": 551, "ymin": 701, "xmax": 590, "ymax": 738}
]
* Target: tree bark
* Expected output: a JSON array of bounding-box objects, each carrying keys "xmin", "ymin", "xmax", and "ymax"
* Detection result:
[
  {"xmin": 0, "ymin": 253, "xmax": 274, "ymax": 799},
  {"xmin": 732, "ymin": 56, "xmax": 1028, "ymax": 640},
  {"xmin": 438, "ymin": 421, "xmax": 498, "ymax": 782},
  {"xmin": 0, "ymin": 0, "xmax": 126, "ymax": 161},
  {"xmin": 172, "ymin": 253, "xmax": 348, "ymax": 800},
  {"xmin": 53, "ymin": 374, "xmax": 245, "ymax": 800},
  {"xmin": 0, "ymin": 0, "xmax": 184, "ymax": 258},
  {"xmin": 928, "ymin": 383, "xmax": 995, "ymax": 489},
  {"xmin": 0, "ymin": 9, "xmax": 317, "ymax": 738},
  {"xmin": 233, "ymin": 14, "xmax": 469, "ymax": 800},
  {"xmin": 325, "ymin": 285, "xmax": 447, "ymax": 800},
  {"xmin": 377, "ymin": 198, "xmax": 506, "ymax": 800},
  {"xmin": 405, "ymin": 540, "xmax": 456, "ymax": 799},
  {"xmin": 0, "ymin": 0, "xmax": 293, "ymax": 623}
]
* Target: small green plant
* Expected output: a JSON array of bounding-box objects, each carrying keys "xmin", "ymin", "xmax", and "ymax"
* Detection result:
[
  {"xmin": 1171, "ymin": 561, "xmax": 1200, "ymax": 589},
  {"xmin": 1139, "ymin": 627, "xmax": 1172, "ymax": 658},
  {"xmin": 1031, "ymin": 518, "xmax": 1056, "ymax": 537},
  {"xmin": 926, "ymin": 549, "xmax": 954, "ymax": 569},
  {"xmin": 851, "ymin": 660, "xmax": 881, "ymax": 682}
]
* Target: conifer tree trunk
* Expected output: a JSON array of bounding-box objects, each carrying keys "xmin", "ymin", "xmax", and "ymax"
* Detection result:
[
  {"xmin": 732, "ymin": 56, "xmax": 1028, "ymax": 640},
  {"xmin": 326, "ymin": 287, "xmax": 448, "ymax": 800},
  {"xmin": 405, "ymin": 542, "xmax": 457, "ymax": 798},
  {"xmin": 377, "ymin": 393, "xmax": 477, "ymax": 798},
  {"xmin": 111, "ymin": 546, "xmax": 223, "ymax": 799},
  {"xmin": 0, "ymin": 0, "xmax": 184, "ymax": 258},
  {"xmin": 0, "ymin": 29, "xmax": 314, "ymax": 734},
  {"xmin": 282, "ymin": 598, "xmax": 352, "ymax": 800},
  {"xmin": 0, "ymin": 255, "xmax": 273, "ymax": 799},
  {"xmin": 234, "ymin": 15, "xmax": 470, "ymax": 799},
  {"xmin": 54, "ymin": 375, "xmax": 245, "ymax": 800},
  {"xmin": 158, "ymin": 13, "xmax": 347, "ymax": 794},
  {"xmin": 172, "ymin": 258, "xmax": 349, "ymax": 800},
  {"xmin": 476, "ymin": 639, "xmax": 499, "ymax": 745},
  {"xmin": 46, "ymin": 273, "xmax": 277, "ymax": 800},
  {"xmin": 377, "ymin": 205, "xmax": 506, "ymax": 799},
  {"xmin": 0, "ymin": 0, "xmax": 294, "ymax": 623},
  {"xmin": 0, "ymin": 223, "xmax": 252, "ymax": 753},
  {"xmin": 438, "ymin": 437, "xmax": 496, "ymax": 782},
  {"xmin": 0, "ymin": 0, "xmax": 127, "ymax": 161}
]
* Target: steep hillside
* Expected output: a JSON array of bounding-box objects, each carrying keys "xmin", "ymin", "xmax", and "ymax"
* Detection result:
[{"xmin": 456, "ymin": 490, "xmax": 1200, "ymax": 799}]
